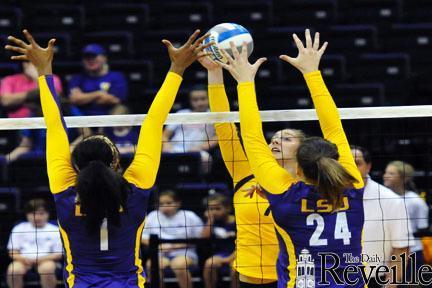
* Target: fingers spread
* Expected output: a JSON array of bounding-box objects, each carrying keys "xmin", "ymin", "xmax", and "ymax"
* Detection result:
[
  {"xmin": 5, "ymin": 45, "xmax": 26, "ymax": 54},
  {"xmin": 48, "ymin": 38, "xmax": 56, "ymax": 49},
  {"xmin": 292, "ymin": 33, "xmax": 305, "ymax": 51},
  {"xmin": 318, "ymin": 41, "xmax": 328, "ymax": 55},
  {"xmin": 161, "ymin": 39, "xmax": 174, "ymax": 50},
  {"xmin": 313, "ymin": 32, "xmax": 320, "ymax": 50},
  {"xmin": 197, "ymin": 41, "xmax": 214, "ymax": 52},
  {"xmin": 279, "ymin": 54, "xmax": 296, "ymax": 64},
  {"xmin": 11, "ymin": 55, "xmax": 29, "ymax": 61},
  {"xmin": 240, "ymin": 41, "xmax": 248, "ymax": 58},
  {"xmin": 185, "ymin": 29, "xmax": 201, "ymax": 46},
  {"xmin": 229, "ymin": 41, "xmax": 240, "ymax": 59},
  {"xmin": 253, "ymin": 57, "xmax": 267, "ymax": 69},
  {"xmin": 221, "ymin": 49, "xmax": 234, "ymax": 64},
  {"xmin": 7, "ymin": 36, "xmax": 28, "ymax": 48},
  {"xmin": 23, "ymin": 29, "xmax": 37, "ymax": 46},
  {"xmin": 305, "ymin": 29, "xmax": 312, "ymax": 49},
  {"xmin": 194, "ymin": 32, "xmax": 211, "ymax": 47}
]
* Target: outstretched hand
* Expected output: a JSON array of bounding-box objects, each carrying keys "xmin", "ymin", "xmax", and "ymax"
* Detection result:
[
  {"xmin": 217, "ymin": 41, "xmax": 266, "ymax": 83},
  {"xmin": 5, "ymin": 29, "xmax": 56, "ymax": 76},
  {"xmin": 279, "ymin": 29, "xmax": 328, "ymax": 75},
  {"xmin": 163, "ymin": 29, "xmax": 213, "ymax": 76}
]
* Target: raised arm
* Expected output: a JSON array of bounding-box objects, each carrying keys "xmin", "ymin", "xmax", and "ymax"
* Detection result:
[
  {"xmin": 123, "ymin": 30, "xmax": 213, "ymax": 189},
  {"xmin": 218, "ymin": 43, "xmax": 294, "ymax": 194},
  {"xmin": 280, "ymin": 30, "xmax": 363, "ymax": 188},
  {"xmin": 199, "ymin": 58, "xmax": 252, "ymax": 183},
  {"xmin": 6, "ymin": 30, "xmax": 76, "ymax": 193}
]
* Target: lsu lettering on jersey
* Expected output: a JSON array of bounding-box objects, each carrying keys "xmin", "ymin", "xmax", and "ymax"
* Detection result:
[{"xmin": 39, "ymin": 72, "xmax": 182, "ymax": 287}]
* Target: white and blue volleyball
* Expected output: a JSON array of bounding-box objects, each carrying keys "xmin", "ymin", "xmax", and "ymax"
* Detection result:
[{"xmin": 204, "ymin": 23, "xmax": 253, "ymax": 63}]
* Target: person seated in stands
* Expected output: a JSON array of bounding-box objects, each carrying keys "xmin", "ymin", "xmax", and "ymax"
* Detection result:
[
  {"xmin": 0, "ymin": 61, "xmax": 62, "ymax": 118},
  {"xmin": 67, "ymin": 44, "xmax": 127, "ymax": 116},
  {"xmin": 142, "ymin": 190, "xmax": 203, "ymax": 288},
  {"xmin": 4, "ymin": 104, "xmax": 45, "ymax": 163},
  {"xmin": 102, "ymin": 104, "xmax": 138, "ymax": 155},
  {"xmin": 7, "ymin": 198, "xmax": 62, "ymax": 288},
  {"xmin": 383, "ymin": 161, "xmax": 430, "ymax": 273},
  {"xmin": 201, "ymin": 193, "xmax": 236, "ymax": 288},
  {"xmin": 162, "ymin": 85, "xmax": 218, "ymax": 173}
]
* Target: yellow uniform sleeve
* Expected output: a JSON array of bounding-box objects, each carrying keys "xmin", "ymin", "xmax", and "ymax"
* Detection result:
[
  {"xmin": 38, "ymin": 75, "xmax": 76, "ymax": 194},
  {"xmin": 123, "ymin": 72, "xmax": 182, "ymax": 189},
  {"xmin": 208, "ymin": 84, "xmax": 252, "ymax": 184},
  {"xmin": 238, "ymin": 82, "xmax": 295, "ymax": 194},
  {"xmin": 304, "ymin": 71, "xmax": 364, "ymax": 189}
]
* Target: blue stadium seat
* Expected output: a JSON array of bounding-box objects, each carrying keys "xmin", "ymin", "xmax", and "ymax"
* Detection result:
[
  {"xmin": 87, "ymin": 4, "xmax": 149, "ymax": 31},
  {"xmin": 155, "ymin": 2, "xmax": 213, "ymax": 29},
  {"xmin": 84, "ymin": 31, "xmax": 135, "ymax": 59},
  {"xmin": 327, "ymin": 25, "xmax": 379, "ymax": 54},
  {"xmin": 139, "ymin": 30, "xmax": 191, "ymax": 59},
  {"xmin": 256, "ymin": 57, "xmax": 282, "ymax": 85},
  {"xmin": 258, "ymin": 26, "xmax": 314, "ymax": 56},
  {"xmin": 273, "ymin": 0, "xmax": 337, "ymax": 25},
  {"xmin": 339, "ymin": 0, "xmax": 402, "ymax": 24},
  {"xmin": 214, "ymin": 0, "xmax": 273, "ymax": 30},
  {"xmin": 352, "ymin": 53, "xmax": 411, "ymax": 81},
  {"xmin": 110, "ymin": 60, "xmax": 154, "ymax": 93},
  {"xmin": 26, "ymin": 5, "xmax": 85, "ymax": 32},
  {"xmin": 332, "ymin": 83, "xmax": 385, "ymax": 107},
  {"xmin": 0, "ymin": 187, "xmax": 19, "ymax": 214},
  {"xmin": 401, "ymin": 0, "xmax": 432, "ymax": 22},
  {"xmin": 158, "ymin": 152, "xmax": 204, "ymax": 184},
  {"xmin": 8, "ymin": 152, "xmax": 48, "ymax": 188},
  {"xmin": 0, "ymin": 7, "xmax": 22, "ymax": 34},
  {"xmin": 265, "ymin": 85, "xmax": 312, "ymax": 110}
]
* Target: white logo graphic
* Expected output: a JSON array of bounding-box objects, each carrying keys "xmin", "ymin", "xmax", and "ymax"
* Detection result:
[{"xmin": 296, "ymin": 249, "xmax": 315, "ymax": 288}]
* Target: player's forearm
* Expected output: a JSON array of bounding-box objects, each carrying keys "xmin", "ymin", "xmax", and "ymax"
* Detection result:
[
  {"xmin": 208, "ymin": 68, "xmax": 223, "ymax": 84},
  {"xmin": 123, "ymin": 72, "xmax": 182, "ymax": 188},
  {"xmin": 238, "ymin": 82, "xmax": 293, "ymax": 193},
  {"xmin": 0, "ymin": 92, "xmax": 28, "ymax": 107},
  {"xmin": 69, "ymin": 90, "xmax": 100, "ymax": 105}
]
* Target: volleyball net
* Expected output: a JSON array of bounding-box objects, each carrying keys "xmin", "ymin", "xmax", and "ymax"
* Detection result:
[{"xmin": 1, "ymin": 107, "xmax": 431, "ymax": 287}]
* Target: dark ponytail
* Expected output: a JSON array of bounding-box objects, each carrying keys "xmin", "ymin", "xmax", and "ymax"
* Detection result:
[
  {"xmin": 72, "ymin": 136, "xmax": 130, "ymax": 234},
  {"xmin": 297, "ymin": 137, "xmax": 358, "ymax": 211},
  {"xmin": 315, "ymin": 157, "xmax": 357, "ymax": 209}
]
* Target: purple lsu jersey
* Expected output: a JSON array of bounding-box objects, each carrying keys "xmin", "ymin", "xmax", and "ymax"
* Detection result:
[
  {"xmin": 266, "ymin": 182, "xmax": 365, "ymax": 288},
  {"xmin": 53, "ymin": 183, "xmax": 150, "ymax": 288}
]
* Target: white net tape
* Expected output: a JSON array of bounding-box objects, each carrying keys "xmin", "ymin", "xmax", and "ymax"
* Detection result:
[{"xmin": 1, "ymin": 105, "xmax": 432, "ymax": 129}]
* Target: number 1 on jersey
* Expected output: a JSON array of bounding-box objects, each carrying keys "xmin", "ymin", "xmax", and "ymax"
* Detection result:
[{"xmin": 100, "ymin": 218, "xmax": 108, "ymax": 251}]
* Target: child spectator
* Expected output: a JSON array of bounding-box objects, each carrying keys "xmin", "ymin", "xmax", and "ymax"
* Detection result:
[
  {"xmin": 103, "ymin": 104, "xmax": 138, "ymax": 155},
  {"xmin": 142, "ymin": 190, "xmax": 203, "ymax": 288},
  {"xmin": 7, "ymin": 199, "xmax": 62, "ymax": 288},
  {"xmin": 202, "ymin": 193, "xmax": 236, "ymax": 288}
]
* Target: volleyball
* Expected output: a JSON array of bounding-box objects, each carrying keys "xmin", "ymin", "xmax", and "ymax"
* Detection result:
[{"xmin": 204, "ymin": 23, "xmax": 253, "ymax": 63}]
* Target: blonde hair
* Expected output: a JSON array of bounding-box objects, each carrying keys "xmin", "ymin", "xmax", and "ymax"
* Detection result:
[{"xmin": 387, "ymin": 160, "xmax": 417, "ymax": 192}]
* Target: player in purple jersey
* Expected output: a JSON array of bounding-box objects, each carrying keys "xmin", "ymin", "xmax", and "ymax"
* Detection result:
[
  {"xmin": 6, "ymin": 29, "xmax": 213, "ymax": 288},
  {"xmin": 218, "ymin": 30, "xmax": 366, "ymax": 288}
]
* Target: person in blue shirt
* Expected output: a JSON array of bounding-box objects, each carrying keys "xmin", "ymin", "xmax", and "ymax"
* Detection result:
[{"xmin": 68, "ymin": 44, "xmax": 128, "ymax": 115}]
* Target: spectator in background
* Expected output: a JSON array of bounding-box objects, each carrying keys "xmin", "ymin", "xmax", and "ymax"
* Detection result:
[
  {"xmin": 142, "ymin": 190, "xmax": 203, "ymax": 288},
  {"xmin": 102, "ymin": 104, "xmax": 138, "ymax": 155},
  {"xmin": 383, "ymin": 160, "xmax": 430, "ymax": 271},
  {"xmin": 7, "ymin": 199, "xmax": 62, "ymax": 288},
  {"xmin": 68, "ymin": 44, "xmax": 127, "ymax": 116},
  {"xmin": 0, "ymin": 61, "xmax": 62, "ymax": 118},
  {"xmin": 351, "ymin": 146, "xmax": 410, "ymax": 287},
  {"xmin": 201, "ymin": 193, "xmax": 236, "ymax": 288},
  {"xmin": 162, "ymin": 85, "xmax": 218, "ymax": 173}
]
